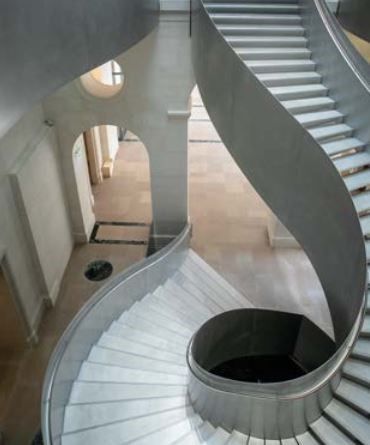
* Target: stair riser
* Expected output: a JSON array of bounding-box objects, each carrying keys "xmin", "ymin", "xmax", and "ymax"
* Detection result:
[
  {"xmin": 284, "ymin": 102, "xmax": 334, "ymax": 114},
  {"xmin": 211, "ymin": 16, "xmax": 302, "ymax": 26},
  {"xmin": 351, "ymin": 352, "xmax": 370, "ymax": 363},
  {"xmin": 206, "ymin": 5, "xmax": 300, "ymax": 14},
  {"xmin": 219, "ymin": 27, "xmax": 305, "ymax": 37},
  {"xmin": 273, "ymin": 88, "xmax": 327, "ymax": 101},
  {"xmin": 227, "ymin": 38, "xmax": 307, "ymax": 48},
  {"xmin": 248, "ymin": 63, "xmax": 315, "ymax": 73},
  {"xmin": 343, "ymin": 372, "xmax": 370, "ymax": 389},
  {"xmin": 300, "ymin": 115, "xmax": 344, "ymax": 129},
  {"xmin": 259, "ymin": 75, "xmax": 321, "ymax": 87},
  {"xmin": 334, "ymin": 394, "xmax": 370, "ymax": 418},
  {"xmin": 314, "ymin": 130, "xmax": 353, "ymax": 143},
  {"xmin": 239, "ymin": 50, "xmax": 311, "ymax": 60}
]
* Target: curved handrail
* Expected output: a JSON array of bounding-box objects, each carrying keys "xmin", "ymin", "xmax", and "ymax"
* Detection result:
[
  {"xmin": 299, "ymin": 0, "xmax": 370, "ymax": 143},
  {"xmin": 190, "ymin": 0, "xmax": 368, "ymax": 430},
  {"xmin": 41, "ymin": 224, "xmax": 191, "ymax": 445},
  {"xmin": 313, "ymin": 0, "xmax": 370, "ymax": 90},
  {"xmin": 0, "ymin": 0, "xmax": 159, "ymax": 140}
]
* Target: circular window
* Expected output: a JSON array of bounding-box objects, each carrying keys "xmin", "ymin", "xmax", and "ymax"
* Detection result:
[
  {"xmin": 84, "ymin": 260, "xmax": 113, "ymax": 281},
  {"xmin": 80, "ymin": 60, "xmax": 124, "ymax": 99}
]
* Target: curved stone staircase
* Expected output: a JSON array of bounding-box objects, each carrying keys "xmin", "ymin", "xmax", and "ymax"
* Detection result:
[
  {"xmin": 44, "ymin": 1, "xmax": 370, "ymax": 444},
  {"xmin": 59, "ymin": 251, "xmax": 369, "ymax": 445}
]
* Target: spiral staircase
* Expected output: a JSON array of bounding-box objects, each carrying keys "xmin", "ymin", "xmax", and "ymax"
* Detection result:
[{"xmin": 42, "ymin": 0, "xmax": 370, "ymax": 444}]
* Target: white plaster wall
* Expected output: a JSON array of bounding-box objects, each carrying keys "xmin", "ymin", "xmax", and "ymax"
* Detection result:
[
  {"xmin": 0, "ymin": 105, "xmax": 73, "ymax": 335},
  {"xmin": 11, "ymin": 129, "xmax": 74, "ymax": 303},
  {"xmin": 43, "ymin": 14, "xmax": 195, "ymax": 241}
]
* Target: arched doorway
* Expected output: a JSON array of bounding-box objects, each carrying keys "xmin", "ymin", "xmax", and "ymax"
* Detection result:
[{"xmin": 72, "ymin": 125, "xmax": 152, "ymax": 256}]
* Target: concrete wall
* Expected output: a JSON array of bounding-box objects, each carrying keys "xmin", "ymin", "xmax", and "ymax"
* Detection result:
[
  {"xmin": 0, "ymin": 106, "xmax": 73, "ymax": 339},
  {"xmin": 43, "ymin": 14, "xmax": 194, "ymax": 243}
]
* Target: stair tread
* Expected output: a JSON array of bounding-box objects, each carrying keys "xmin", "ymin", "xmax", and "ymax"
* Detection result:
[
  {"xmin": 309, "ymin": 123, "xmax": 353, "ymax": 141},
  {"xmin": 63, "ymin": 396, "xmax": 188, "ymax": 433},
  {"xmin": 144, "ymin": 292, "xmax": 208, "ymax": 324},
  {"xmin": 78, "ymin": 361, "xmax": 187, "ymax": 385},
  {"xmin": 218, "ymin": 25, "xmax": 305, "ymax": 36},
  {"xmin": 248, "ymin": 438, "xmax": 264, "ymax": 445},
  {"xmin": 131, "ymin": 299, "xmax": 196, "ymax": 334},
  {"xmin": 117, "ymin": 312, "xmax": 190, "ymax": 346},
  {"xmin": 166, "ymin": 275, "xmax": 224, "ymax": 314},
  {"xmin": 296, "ymin": 431, "xmax": 320, "ymax": 444},
  {"xmin": 129, "ymin": 416, "xmax": 203, "ymax": 445},
  {"xmin": 269, "ymin": 83, "xmax": 327, "ymax": 98},
  {"xmin": 361, "ymin": 315, "xmax": 370, "ymax": 335},
  {"xmin": 107, "ymin": 321, "xmax": 186, "ymax": 355},
  {"xmin": 186, "ymin": 250, "xmax": 250, "ymax": 306},
  {"xmin": 159, "ymin": 281, "xmax": 217, "ymax": 317},
  {"xmin": 335, "ymin": 378, "xmax": 370, "ymax": 416},
  {"xmin": 360, "ymin": 215, "xmax": 370, "ymax": 236},
  {"xmin": 226, "ymin": 431, "xmax": 249, "ymax": 444},
  {"xmin": 310, "ymin": 414, "xmax": 355, "ymax": 445},
  {"xmin": 322, "ymin": 138, "xmax": 365, "ymax": 156},
  {"xmin": 210, "ymin": 13, "xmax": 302, "ymax": 21},
  {"xmin": 206, "ymin": 427, "xmax": 230, "ymax": 445},
  {"xmin": 343, "ymin": 358, "xmax": 370, "ymax": 386},
  {"xmin": 334, "ymin": 152, "xmax": 370, "ymax": 173},
  {"xmin": 226, "ymin": 36, "xmax": 307, "ymax": 44},
  {"xmin": 282, "ymin": 96, "xmax": 334, "ymax": 112},
  {"xmin": 98, "ymin": 332, "xmax": 186, "ymax": 364},
  {"xmin": 175, "ymin": 421, "xmax": 216, "ymax": 444},
  {"xmin": 61, "ymin": 407, "xmax": 193, "ymax": 445},
  {"xmin": 87, "ymin": 345, "xmax": 187, "ymax": 375},
  {"xmin": 69, "ymin": 381, "xmax": 186, "ymax": 405},
  {"xmin": 205, "ymin": 3, "xmax": 300, "ymax": 12},
  {"xmin": 325, "ymin": 398, "xmax": 370, "ymax": 443},
  {"xmin": 352, "ymin": 190, "xmax": 370, "ymax": 214},
  {"xmin": 343, "ymin": 169, "xmax": 370, "ymax": 192},
  {"xmin": 295, "ymin": 110, "xmax": 343, "ymax": 127}
]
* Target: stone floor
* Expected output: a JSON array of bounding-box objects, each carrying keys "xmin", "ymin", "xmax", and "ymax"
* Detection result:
[{"xmin": 0, "ymin": 89, "xmax": 331, "ymax": 444}]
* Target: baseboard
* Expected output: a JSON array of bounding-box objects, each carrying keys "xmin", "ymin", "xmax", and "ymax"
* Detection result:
[
  {"xmin": 73, "ymin": 231, "xmax": 90, "ymax": 244},
  {"xmin": 160, "ymin": 0, "xmax": 190, "ymax": 11}
]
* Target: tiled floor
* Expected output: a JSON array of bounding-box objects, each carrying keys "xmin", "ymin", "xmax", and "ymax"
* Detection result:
[{"xmin": 0, "ymin": 90, "xmax": 331, "ymax": 444}]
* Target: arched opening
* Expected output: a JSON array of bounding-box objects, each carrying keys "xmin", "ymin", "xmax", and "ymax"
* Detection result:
[
  {"xmin": 188, "ymin": 86, "xmax": 332, "ymax": 336},
  {"xmin": 72, "ymin": 125, "xmax": 152, "ymax": 266},
  {"xmin": 80, "ymin": 60, "xmax": 124, "ymax": 99}
]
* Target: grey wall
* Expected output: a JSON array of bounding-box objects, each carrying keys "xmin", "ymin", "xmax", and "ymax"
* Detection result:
[
  {"xmin": 337, "ymin": 0, "xmax": 370, "ymax": 41},
  {"xmin": 0, "ymin": 0, "xmax": 159, "ymax": 139}
]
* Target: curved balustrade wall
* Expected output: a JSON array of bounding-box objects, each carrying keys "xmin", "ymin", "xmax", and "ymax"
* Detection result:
[
  {"xmin": 42, "ymin": 225, "xmax": 190, "ymax": 445},
  {"xmin": 0, "ymin": 0, "xmax": 159, "ymax": 139},
  {"xmin": 191, "ymin": 0, "xmax": 366, "ymax": 346},
  {"xmin": 190, "ymin": 0, "xmax": 367, "ymax": 436}
]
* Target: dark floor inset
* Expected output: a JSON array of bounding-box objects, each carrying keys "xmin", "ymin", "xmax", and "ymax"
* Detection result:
[
  {"xmin": 90, "ymin": 221, "xmax": 150, "ymax": 246},
  {"xmin": 84, "ymin": 260, "xmax": 113, "ymax": 282},
  {"xmin": 210, "ymin": 355, "xmax": 307, "ymax": 383}
]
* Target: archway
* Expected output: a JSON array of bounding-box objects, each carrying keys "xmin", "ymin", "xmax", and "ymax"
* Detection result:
[{"xmin": 72, "ymin": 125, "xmax": 152, "ymax": 253}]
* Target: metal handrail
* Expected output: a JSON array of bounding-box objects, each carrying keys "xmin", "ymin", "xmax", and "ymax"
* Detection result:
[{"xmin": 314, "ymin": 0, "xmax": 370, "ymax": 92}]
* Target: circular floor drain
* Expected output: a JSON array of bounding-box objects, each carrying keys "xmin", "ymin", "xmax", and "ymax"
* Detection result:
[{"xmin": 84, "ymin": 260, "xmax": 113, "ymax": 281}]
